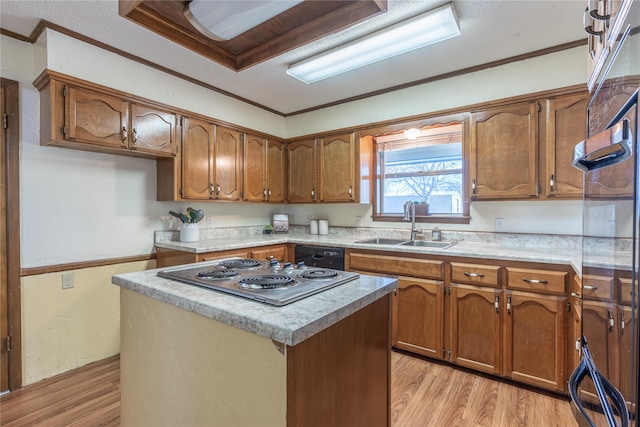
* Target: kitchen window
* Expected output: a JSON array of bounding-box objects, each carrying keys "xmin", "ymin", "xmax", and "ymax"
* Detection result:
[{"xmin": 372, "ymin": 122, "xmax": 470, "ymax": 223}]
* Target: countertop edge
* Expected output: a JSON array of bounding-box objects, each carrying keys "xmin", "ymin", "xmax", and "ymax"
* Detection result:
[{"xmin": 113, "ymin": 270, "xmax": 397, "ymax": 346}]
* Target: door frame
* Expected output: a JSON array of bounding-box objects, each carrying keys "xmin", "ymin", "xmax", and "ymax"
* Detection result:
[{"xmin": 2, "ymin": 78, "xmax": 22, "ymax": 390}]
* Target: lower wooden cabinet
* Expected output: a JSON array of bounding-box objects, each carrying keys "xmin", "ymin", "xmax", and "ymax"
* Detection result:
[
  {"xmin": 392, "ymin": 277, "xmax": 443, "ymax": 359},
  {"xmin": 450, "ymin": 284, "xmax": 502, "ymax": 375},
  {"xmin": 503, "ymin": 291, "xmax": 567, "ymax": 391},
  {"xmin": 353, "ymin": 249, "xmax": 571, "ymax": 393}
]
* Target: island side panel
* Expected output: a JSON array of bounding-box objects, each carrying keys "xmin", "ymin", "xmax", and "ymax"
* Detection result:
[
  {"xmin": 120, "ymin": 288, "xmax": 286, "ymax": 426},
  {"xmin": 286, "ymin": 294, "xmax": 391, "ymax": 427}
]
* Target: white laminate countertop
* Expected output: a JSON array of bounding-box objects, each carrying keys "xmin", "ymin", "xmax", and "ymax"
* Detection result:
[
  {"xmin": 112, "ymin": 265, "xmax": 397, "ymax": 346},
  {"xmin": 155, "ymin": 229, "xmax": 635, "ymax": 273},
  {"xmin": 155, "ymin": 232, "xmax": 585, "ymax": 273}
]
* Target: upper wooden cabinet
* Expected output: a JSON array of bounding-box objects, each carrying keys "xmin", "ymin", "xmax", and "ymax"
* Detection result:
[
  {"xmin": 542, "ymin": 92, "xmax": 588, "ymax": 198},
  {"xmin": 34, "ymin": 70, "xmax": 177, "ymax": 159},
  {"xmin": 243, "ymin": 134, "xmax": 286, "ymax": 203},
  {"xmin": 318, "ymin": 133, "xmax": 355, "ymax": 202},
  {"xmin": 469, "ymin": 101, "xmax": 539, "ymax": 199},
  {"xmin": 181, "ymin": 117, "xmax": 242, "ymax": 201},
  {"xmin": 287, "ymin": 139, "xmax": 317, "ymax": 203},
  {"xmin": 288, "ymin": 132, "xmax": 370, "ymax": 203}
]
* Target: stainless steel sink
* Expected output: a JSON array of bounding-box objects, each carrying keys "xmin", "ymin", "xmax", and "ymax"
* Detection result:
[
  {"xmin": 398, "ymin": 240, "xmax": 456, "ymax": 249},
  {"xmin": 354, "ymin": 238, "xmax": 410, "ymax": 245}
]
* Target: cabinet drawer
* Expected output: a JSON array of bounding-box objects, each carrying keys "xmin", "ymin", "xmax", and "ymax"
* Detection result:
[
  {"xmin": 349, "ymin": 252, "xmax": 443, "ymax": 280},
  {"xmin": 450, "ymin": 262, "xmax": 500, "ymax": 288},
  {"xmin": 198, "ymin": 250, "xmax": 250, "ymax": 262},
  {"xmin": 251, "ymin": 245, "xmax": 287, "ymax": 261},
  {"xmin": 506, "ymin": 267, "xmax": 567, "ymax": 295},
  {"xmin": 582, "ymin": 275, "xmax": 614, "ymax": 301},
  {"xmin": 619, "ymin": 278, "xmax": 633, "ymax": 305}
]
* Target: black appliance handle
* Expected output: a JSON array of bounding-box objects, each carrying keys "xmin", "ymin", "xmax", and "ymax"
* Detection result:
[
  {"xmin": 573, "ymin": 119, "xmax": 632, "ymax": 171},
  {"xmin": 568, "ymin": 339, "xmax": 629, "ymax": 427}
]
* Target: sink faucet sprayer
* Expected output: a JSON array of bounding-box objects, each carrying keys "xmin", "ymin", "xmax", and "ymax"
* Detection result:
[{"xmin": 403, "ymin": 201, "xmax": 422, "ymax": 241}]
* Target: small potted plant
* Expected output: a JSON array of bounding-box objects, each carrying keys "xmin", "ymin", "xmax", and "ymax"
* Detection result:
[
  {"xmin": 263, "ymin": 224, "xmax": 273, "ymax": 234},
  {"xmin": 414, "ymin": 200, "xmax": 429, "ymax": 216}
]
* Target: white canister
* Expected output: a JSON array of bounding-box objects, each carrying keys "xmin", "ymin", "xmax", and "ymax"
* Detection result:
[
  {"xmin": 180, "ymin": 223, "xmax": 199, "ymax": 242},
  {"xmin": 318, "ymin": 219, "xmax": 329, "ymax": 235},
  {"xmin": 309, "ymin": 219, "xmax": 318, "ymax": 235}
]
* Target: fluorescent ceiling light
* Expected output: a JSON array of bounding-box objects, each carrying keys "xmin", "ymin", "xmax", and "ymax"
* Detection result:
[
  {"xmin": 287, "ymin": 3, "xmax": 460, "ymax": 84},
  {"xmin": 185, "ymin": 0, "xmax": 303, "ymax": 41}
]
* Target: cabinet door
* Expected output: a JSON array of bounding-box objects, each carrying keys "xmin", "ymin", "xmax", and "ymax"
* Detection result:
[
  {"xmin": 243, "ymin": 133, "xmax": 267, "ymax": 202},
  {"xmin": 450, "ymin": 284, "xmax": 502, "ymax": 375},
  {"xmin": 618, "ymin": 304, "xmax": 634, "ymax": 404},
  {"xmin": 130, "ymin": 103, "xmax": 177, "ymax": 157},
  {"xmin": 579, "ymin": 301, "xmax": 618, "ymax": 404},
  {"xmin": 65, "ymin": 85, "xmax": 128, "ymax": 149},
  {"xmin": 392, "ymin": 277, "xmax": 443, "ymax": 359},
  {"xmin": 182, "ymin": 117, "xmax": 213, "ymax": 200},
  {"xmin": 470, "ymin": 101, "xmax": 538, "ymax": 199},
  {"xmin": 287, "ymin": 139, "xmax": 316, "ymax": 202},
  {"xmin": 214, "ymin": 126, "xmax": 242, "ymax": 201},
  {"xmin": 504, "ymin": 291, "xmax": 566, "ymax": 391},
  {"xmin": 318, "ymin": 133, "xmax": 355, "ymax": 202},
  {"xmin": 266, "ymin": 140, "xmax": 286, "ymax": 202},
  {"xmin": 543, "ymin": 92, "xmax": 588, "ymax": 197}
]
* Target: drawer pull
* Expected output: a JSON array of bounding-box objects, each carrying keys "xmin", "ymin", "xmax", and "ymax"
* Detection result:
[
  {"xmin": 464, "ymin": 272, "xmax": 485, "ymax": 278},
  {"xmin": 608, "ymin": 310, "xmax": 614, "ymax": 330},
  {"xmin": 523, "ymin": 278, "xmax": 548, "ymax": 284},
  {"xmin": 583, "ymin": 285, "xmax": 598, "ymax": 290}
]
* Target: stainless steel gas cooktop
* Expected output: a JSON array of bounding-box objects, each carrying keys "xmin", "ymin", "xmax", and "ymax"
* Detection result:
[{"xmin": 157, "ymin": 258, "xmax": 360, "ymax": 306}]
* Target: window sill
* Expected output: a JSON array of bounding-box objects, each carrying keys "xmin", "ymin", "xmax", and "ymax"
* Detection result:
[{"xmin": 372, "ymin": 215, "xmax": 471, "ymax": 225}]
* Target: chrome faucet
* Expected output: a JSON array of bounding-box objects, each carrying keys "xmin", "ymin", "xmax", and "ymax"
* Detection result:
[{"xmin": 403, "ymin": 201, "xmax": 422, "ymax": 241}]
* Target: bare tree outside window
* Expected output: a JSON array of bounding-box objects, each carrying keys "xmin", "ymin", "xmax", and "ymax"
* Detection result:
[{"xmin": 376, "ymin": 123, "xmax": 463, "ymax": 216}]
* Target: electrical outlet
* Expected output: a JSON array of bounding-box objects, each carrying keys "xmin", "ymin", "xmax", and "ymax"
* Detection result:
[
  {"xmin": 356, "ymin": 216, "xmax": 362, "ymax": 226},
  {"xmin": 305, "ymin": 215, "xmax": 312, "ymax": 224},
  {"xmin": 61, "ymin": 272, "xmax": 74, "ymax": 290},
  {"xmin": 495, "ymin": 218, "xmax": 505, "ymax": 232},
  {"xmin": 206, "ymin": 216, "xmax": 214, "ymax": 228}
]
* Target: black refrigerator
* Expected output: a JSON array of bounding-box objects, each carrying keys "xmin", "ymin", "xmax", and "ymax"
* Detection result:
[{"xmin": 569, "ymin": 1, "xmax": 639, "ymax": 426}]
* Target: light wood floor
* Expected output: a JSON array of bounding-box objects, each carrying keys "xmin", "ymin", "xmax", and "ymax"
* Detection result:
[{"xmin": 0, "ymin": 351, "xmax": 576, "ymax": 426}]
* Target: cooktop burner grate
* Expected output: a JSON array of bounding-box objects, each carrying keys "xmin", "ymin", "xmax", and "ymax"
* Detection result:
[
  {"xmin": 237, "ymin": 274, "xmax": 296, "ymax": 290},
  {"xmin": 197, "ymin": 269, "xmax": 239, "ymax": 280},
  {"xmin": 218, "ymin": 258, "xmax": 261, "ymax": 269},
  {"xmin": 301, "ymin": 269, "xmax": 338, "ymax": 280}
]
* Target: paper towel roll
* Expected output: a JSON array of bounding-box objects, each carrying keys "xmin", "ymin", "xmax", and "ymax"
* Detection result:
[
  {"xmin": 309, "ymin": 219, "xmax": 318, "ymax": 234},
  {"xmin": 318, "ymin": 219, "xmax": 329, "ymax": 235}
]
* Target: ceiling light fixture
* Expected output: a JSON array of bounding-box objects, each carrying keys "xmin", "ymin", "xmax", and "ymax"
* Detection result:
[
  {"xmin": 287, "ymin": 3, "xmax": 460, "ymax": 84},
  {"xmin": 185, "ymin": 0, "xmax": 303, "ymax": 41}
]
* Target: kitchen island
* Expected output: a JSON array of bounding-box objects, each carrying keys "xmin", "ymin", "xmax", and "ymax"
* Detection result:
[{"xmin": 112, "ymin": 265, "xmax": 397, "ymax": 427}]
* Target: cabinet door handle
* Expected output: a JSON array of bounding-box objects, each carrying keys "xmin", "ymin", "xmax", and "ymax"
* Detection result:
[
  {"xmin": 263, "ymin": 188, "xmax": 267, "ymax": 197},
  {"xmin": 464, "ymin": 272, "xmax": 485, "ymax": 278},
  {"xmin": 121, "ymin": 126, "xmax": 127, "ymax": 141},
  {"xmin": 268, "ymin": 189, "xmax": 272, "ymax": 196},
  {"xmin": 523, "ymin": 278, "xmax": 548, "ymax": 284},
  {"xmin": 131, "ymin": 127, "xmax": 137, "ymax": 144},
  {"xmin": 495, "ymin": 294, "xmax": 499, "ymax": 312},
  {"xmin": 608, "ymin": 310, "xmax": 614, "ymax": 331},
  {"xmin": 621, "ymin": 313, "xmax": 626, "ymax": 333},
  {"xmin": 348, "ymin": 185, "xmax": 353, "ymax": 195},
  {"xmin": 571, "ymin": 292, "xmax": 582, "ymax": 298},
  {"xmin": 549, "ymin": 174, "xmax": 555, "ymax": 192},
  {"xmin": 472, "ymin": 179, "xmax": 477, "ymax": 194},
  {"xmin": 217, "ymin": 184, "xmax": 221, "ymax": 194},
  {"xmin": 507, "ymin": 295, "xmax": 512, "ymax": 314},
  {"xmin": 583, "ymin": 285, "xmax": 598, "ymax": 290},
  {"xmin": 209, "ymin": 183, "xmax": 215, "ymax": 194}
]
